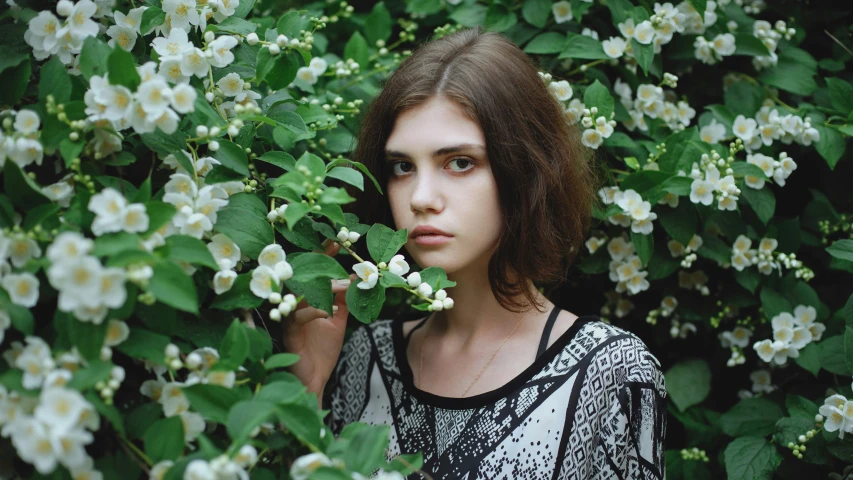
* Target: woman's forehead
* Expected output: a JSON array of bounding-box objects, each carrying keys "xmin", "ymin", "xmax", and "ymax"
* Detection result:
[{"xmin": 386, "ymin": 97, "xmax": 485, "ymax": 154}]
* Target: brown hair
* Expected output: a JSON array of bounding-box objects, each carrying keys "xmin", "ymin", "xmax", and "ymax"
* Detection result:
[{"xmin": 346, "ymin": 27, "xmax": 597, "ymax": 313}]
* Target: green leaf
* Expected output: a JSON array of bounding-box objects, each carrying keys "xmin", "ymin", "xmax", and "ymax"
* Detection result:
[
  {"xmin": 68, "ymin": 360, "xmax": 112, "ymax": 391},
  {"xmin": 260, "ymin": 51, "xmax": 299, "ymax": 90},
  {"xmin": 820, "ymin": 335, "xmax": 852, "ymax": 375},
  {"xmin": 449, "ymin": 4, "xmax": 487, "ymax": 27},
  {"xmin": 232, "ymin": 0, "xmax": 254, "ymax": 18},
  {"xmin": 227, "ymin": 400, "xmax": 277, "ymax": 443},
  {"xmin": 39, "ymin": 57, "xmax": 72, "ymax": 104},
  {"xmin": 210, "ymin": 17, "xmax": 257, "ymax": 35},
  {"xmin": 327, "ymin": 166, "xmax": 364, "ymax": 191},
  {"xmin": 107, "ymin": 46, "xmax": 141, "ymax": 90},
  {"xmin": 126, "ymin": 403, "xmax": 162, "ymax": 439},
  {"xmin": 687, "ymin": 0, "xmax": 707, "ymax": 13},
  {"xmin": 815, "ymin": 125, "xmax": 846, "ymax": 169},
  {"xmin": 319, "ymin": 187, "xmax": 355, "ymax": 205},
  {"xmin": 759, "ymin": 61, "xmax": 817, "ymax": 96},
  {"xmin": 631, "ymin": 39, "xmax": 654, "ymax": 75},
  {"xmin": 78, "ymin": 37, "xmax": 112, "ymax": 80},
  {"xmin": 560, "ymin": 34, "xmax": 609, "ymax": 60},
  {"xmin": 150, "ymin": 260, "xmax": 199, "ymax": 315},
  {"xmin": 760, "ymin": 287, "xmax": 792, "ymax": 319},
  {"xmin": 419, "ymin": 267, "xmax": 458, "ymax": 291},
  {"xmin": 724, "ymin": 81, "xmax": 765, "ymax": 117},
  {"xmin": 795, "ymin": 343, "xmax": 820, "ymax": 376},
  {"xmin": 296, "ymin": 151, "xmax": 327, "ymax": 181},
  {"xmin": 630, "ymin": 231, "xmax": 653, "ymax": 267},
  {"xmin": 277, "ymin": 11, "xmax": 310, "ymax": 37},
  {"xmin": 523, "ymin": 33, "xmax": 567, "ymax": 54},
  {"xmin": 345, "ymin": 425, "xmax": 391, "ymax": 475},
  {"xmin": 211, "ymin": 140, "xmax": 249, "ymax": 176},
  {"xmin": 724, "ymin": 436, "xmax": 783, "ymax": 480},
  {"xmin": 484, "ymin": 4, "xmax": 517, "ymax": 32},
  {"xmin": 344, "ymin": 32, "xmax": 369, "ymax": 72},
  {"xmin": 0, "ymin": 56, "xmax": 29, "ymax": 106},
  {"xmin": 3, "ymin": 161, "xmax": 50, "ymax": 210},
  {"xmin": 365, "ymin": 2, "xmax": 392, "ymax": 45},
  {"xmin": 117, "ymin": 328, "xmax": 171, "ymax": 363},
  {"xmin": 828, "ymin": 239, "xmax": 853, "ymax": 262},
  {"xmin": 164, "ymin": 235, "xmax": 218, "ymax": 270},
  {"xmin": 265, "ymin": 353, "xmax": 300, "ymax": 370},
  {"xmin": 182, "ymin": 384, "xmax": 244, "ymax": 423},
  {"xmin": 214, "ymin": 193, "xmax": 275, "ymax": 259},
  {"xmin": 657, "ymin": 202, "xmax": 696, "ymax": 244},
  {"xmin": 786, "ymin": 395, "xmax": 819, "ymax": 421},
  {"xmin": 220, "ymin": 319, "xmax": 250, "ymax": 367},
  {"xmin": 664, "ymin": 358, "xmax": 711, "ymax": 412},
  {"xmin": 827, "ymin": 77, "xmax": 853, "ymax": 115},
  {"xmin": 366, "ymin": 224, "xmax": 408, "ymax": 264},
  {"xmin": 143, "ymin": 202, "xmax": 177, "ymax": 237},
  {"xmin": 144, "ymin": 417, "xmax": 185, "ymax": 463},
  {"xmin": 258, "ymin": 151, "xmax": 296, "ymax": 172},
  {"xmin": 732, "ymin": 33, "xmax": 771, "ymax": 57},
  {"xmin": 774, "ymin": 416, "xmax": 815, "ymax": 446},
  {"xmin": 277, "ymin": 404, "xmax": 323, "ymax": 447},
  {"xmin": 140, "ymin": 7, "xmax": 165, "ymax": 35},
  {"xmin": 210, "ymin": 273, "xmax": 264, "ymax": 310},
  {"xmin": 289, "ymin": 253, "xmax": 348, "ymax": 282},
  {"xmin": 583, "ymin": 80, "xmax": 615, "ymax": 121},
  {"xmin": 346, "ymin": 280, "xmax": 386, "ymax": 324},
  {"xmin": 741, "ymin": 185, "xmax": 775, "ymax": 225},
  {"xmin": 522, "ymin": 0, "xmax": 550, "ymax": 28},
  {"xmin": 256, "ymin": 376, "xmax": 306, "ymax": 404},
  {"xmin": 720, "ymin": 397, "xmax": 784, "ymax": 437}
]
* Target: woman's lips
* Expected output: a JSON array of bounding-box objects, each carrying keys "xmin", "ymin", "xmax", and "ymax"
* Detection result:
[{"xmin": 413, "ymin": 234, "xmax": 454, "ymax": 246}]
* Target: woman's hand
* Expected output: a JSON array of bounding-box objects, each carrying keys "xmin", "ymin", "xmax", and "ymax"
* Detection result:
[{"xmin": 282, "ymin": 241, "xmax": 355, "ymax": 396}]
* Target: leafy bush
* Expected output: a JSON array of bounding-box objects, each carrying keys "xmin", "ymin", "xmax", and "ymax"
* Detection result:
[{"xmin": 0, "ymin": 0, "xmax": 851, "ymax": 479}]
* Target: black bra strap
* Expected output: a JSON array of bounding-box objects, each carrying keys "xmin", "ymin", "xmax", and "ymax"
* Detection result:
[
  {"xmin": 536, "ymin": 306, "xmax": 562, "ymax": 359},
  {"xmin": 404, "ymin": 314, "xmax": 431, "ymax": 346}
]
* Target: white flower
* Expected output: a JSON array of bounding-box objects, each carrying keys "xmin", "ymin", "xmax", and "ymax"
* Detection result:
[
  {"xmin": 97, "ymin": 267, "xmax": 127, "ymax": 310},
  {"xmin": 213, "ymin": 270, "xmax": 237, "ymax": 294},
  {"xmin": 750, "ymin": 369, "xmax": 774, "ymax": 393},
  {"xmin": 41, "ymin": 180, "xmax": 74, "ymax": 207},
  {"xmin": 217, "ymin": 72, "xmax": 244, "ymax": 97},
  {"xmin": 625, "ymin": 271, "xmax": 650, "ymax": 295},
  {"xmin": 234, "ymin": 445, "xmax": 258, "ymax": 468},
  {"xmin": 353, "ymin": 261, "xmax": 379, "ymax": 290},
  {"xmin": 249, "ymin": 266, "xmax": 278, "ymax": 299},
  {"xmin": 388, "ymin": 255, "xmax": 410, "ymax": 276},
  {"xmin": 26, "ymin": 11, "xmax": 62, "ymax": 56},
  {"xmin": 10, "ymin": 137, "xmax": 45, "ymax": 167},
  {"xmin": 213, "ymin": 0, "xmax": 238, "ymax": 21},
  {"xmin": 181, "ymin": 48, "xmax": 209, "ymax": 78},
  {"xmin": 181, "ymin": 411, "xmax": 206, "ymax": 443},
  {"xmin": 551, "ymin": 1, "xmax": 573, "ymax": 24},
  {"xmin": 602, "ymin": 37, "xmax": 627, "ymax": 58},
  {"xmin": 170, "ymin": 83, "xmax": 197, "ymax": 113},
  {"xmin": 14, "ymin": 419, "xmax": 59, "ymax": 473},
  {"xmin": 273, "ymin": 261, "xmax": 293, "ymax": 282},
  {"xmin": 208, "ymin": 234, "xmax": 241, "ymax": 267},
  {"xmin": 48, "ymin": 232, "xmax": 92, "ymax": 266},
  {"xmin": 185, "ymin": 459, "xmax": 216, "ymax": 480},
  {"xmin": 595, "ymin": 116, "xmax": 614, "ymax": 138},
  {"xmin": 160, "ymin": 382, "xmax": 190, "ymax": 417},
  {"xmin": 162, "ymin": 0, "xmax": 200, "ymax": 31},
  {"xmin": 258, "ymin": 244, "xmax": 286, "ymax": 268},
  {"xmin": 290, "ymin": 453, "xmax": 334, "ymax": 480},
  {"xmin": 150, "ymin": 460, "xmax": 174, "ymax": 480},
  {"xmin": 753, "ymin": 339, "xmax": 776, "ymax": 363},
  {"xmin": 631, "ymin": 212, "xmax": 656, "ymax": 234},
  {"xmin": 180, "ymin": 213, "xmax": 213, "ymax": 238},
  {"xmin": 548, "ymin": 80, "xmax": 573, "ymax": 101},
  {"xmin": 406, "ymin": 271, "xmax": 422, "ymax": 287},
  {"xmin": 208, "ymin": 35, "xmax": 238, "ymax": 68},
  {"xmin": 14, "ymin": 110, "xmax": 40, "ymax": 134},
  {"xmin": 581, "ymin": 129, "xmax": 603, "ymax": 149},
  {"xmin": 3, "ymin": 272, "xmax": 39, "ymax": 307},
  {"xmin": 793, "ymin": 305, "xmax": 817, "ymax": 326},
  {"xmin": 296, "ymin": 67, "xmax": 318, "ymax": 85},
  {"xmin": 165, "ymin": 172, "xmax": 198, "ymax": 196},
  {"xmin": 689, "ymin": 179, "xmax": 715, "ymax": 205},
  {"xmin": 8, "ymin": 234, "xmax": 43, "ymax": 268},
  {"xmin": 120, "ymin": 204, "xmax": 149, "ymax": 233},
  {"xmin": 618, "ymin": 18, "xmax": 636, "ymax": 39},
  {"xmin": 711, "ymin": 33, "xmax": 736, "ymax": 56},
  {"xmin": 35, "ymin": 387, "xmax": 89, "ymax": 432},
  {"xmin": 309, "ymin": 57, "xmax": 328, "ymax": 76},
  {"xmin": 66, "ymin": 0, "xmax": 100, "ymax": 39},
  {"xmin": 818, "ymin": 404, "xmax": 848, "ymax": 438},
  {"xmin": 104, "ymin": 319, "xmax": 130, "ymax": 347},
  {"xmin": 152, "ymin": 28, "xmax": 193, "ymax": 60},
  {"xmin": 206, "ymin": 370, "xmax": 235, "ymax": 388},
  {"xmin": 137, "ymin": 77, "xmax": 173, "ymax": 122},
  {"xmin": 607, "ymin": 236, "xmax": 634, "ymax": 261},
  {"xmin": 732, "ymin": 115, "xmax": 757, "ymax": 142},
  {"xmin": 633, "ymin": 20, "xmax": 656, "ymax": 44}
]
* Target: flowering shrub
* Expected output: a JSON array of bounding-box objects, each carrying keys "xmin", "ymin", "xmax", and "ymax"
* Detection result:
[{"xmin": 0, "ymin": 0, "xmax": 851, "ymax": 478}]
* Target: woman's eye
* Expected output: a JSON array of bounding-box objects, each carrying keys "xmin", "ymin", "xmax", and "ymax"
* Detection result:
[
  {"xmin": 391, "ymin": 162, "xmax": 414, "ymax": 176},
  {"xmin": 448, "ymin": 158, "xmax": 473, "ymax": 172}
]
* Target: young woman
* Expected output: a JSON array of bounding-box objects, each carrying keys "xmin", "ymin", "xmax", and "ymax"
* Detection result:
[{"xmin": 283, "ymin": 28, "xmax": 667, "ymax": 479}]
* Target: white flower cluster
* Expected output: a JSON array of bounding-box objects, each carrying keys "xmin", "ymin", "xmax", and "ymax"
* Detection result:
[
  {"xmin": 155, "ymin": 0, "xmax": 241, "ymax": 36},
  {"xmin": 694, "ymin": 33, "xmax": 736, "ymax": 65},
  {"xmin": 171, "ymin": 447, "xmax": 259, "ymax": 480},
  {"xmin": 0, "ymin": 110, "xmax": 44, "ymax": 169},
  {"xmin": 249, "ymin": 244, "xmax": 294, "ymax": 299},
  {"xmin": 753, "ymin": 305, "xmax": 825, "ymax": 365},
  {"xmin": 677, "ymin": 0, "xmax": 719, "ymax": 34},
  {"xmin": 606, "ymin": 236, "xmax": 650, "ymax": 295},
  {"xmin": 204, "ymin": 233, "xmax": 240, "ymax": 294},
  {"xmin": 734, "ymin": 103, "xmax": 819, "ymax": 151},
  {"xmin": 289, "ymin": 452, "xmax": 404, "ymax": 480},
  {"xmin": 718, "ymin": 325, "xmax": 752, "ymax": 366},
  {"xmin": 353, "ymin": 255, "xmax": 408, "ymax": 290},
  {"xmin": 730, "ymin": 235, "xmax": 786, "ymax": 275},
  {"xmin": 105, "ymin": 6, "xmax": 147, "ymax": 51},
  {"xmin": 25, "ymin": 0, "xmax": 100, "ymax": 65},
  {"xmin": 744, "ymin": 151, "xmax": 797, "ymax": 189},
  {"xmin": 213, "ymin": 73, "xmax": 262, "ymax": 118},
  {"xmin": 688, "ymin": 154, "xmax": 740, "ymax": 211},
  {"xmin": 295, "ymin": 57, "xmax": 329, "ymax": 86},
  {"xmin": 548, "ymin": 79, "xmax": 574, "ymax": 103},
  {"xmin": 0, "ymin": 234, "xmax": 40, "ymax": 309},
  {"xmin": 751, "ymin": 20, "xmax": 796, "ymax": 70},
  {"xmin": 667, "ymin": 234, "xmax": 703, "ymax": 268},
  {"xmin": 601, "ymin": 291, "xmax": 635, "ymax": 319},
  {"xmin": 336, "ymin": 226, "xmax": 361, "ymax": 248},
  {"xmin": 268, "ymin": 292, "xmax": 298, "ymax": 321},
  {"xmin": 45, "ymin": 231, "xmax": 129, "ymax": 323},
  {"xmin": 601, "ymin": 188, "xmax": 657, "ymax": 234},
  {"xmin": 161, "ymin": 173, "xmax": 231, "ymax": 240},
  {"xmin": 668, "ymin": 318, "xmax": 697, "ymax": 339},
  {"xmin": 84, "ymin": 64, "xmax": 197, "ymax": 142},
  {"xmin": 645, "ymin": 295, "xmax": 678, "ymax": 325},
  {"xmin": 717, "ymin": 0, "xmax": 766, "ymax": 14},
  {"xmin": 88, "ymin": 187, "xmax": 150, "ymax": 236},
  {"xmin": 819, "ymin": 386, "xmax": 853, "ymax": 439},
  {"xmin": 678, "ymin": 269, "xmax": 709, "ymax": 295},
  {"xmin": 580, "ymin": 107, "xmax": 617, "ymax": 150},
  {"xmin": 616, "ymin": 81, "xmax": 695, "ymax": 133}
]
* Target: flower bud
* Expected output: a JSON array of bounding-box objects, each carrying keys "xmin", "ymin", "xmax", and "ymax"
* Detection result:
[
  {"xmin": 186, "ymin": 352, "xmax": 203, "ymax": 370},
  {"xmin": 204, "ymin": 31, "xmax": 215, "ymax": 43},
  {"xmin": 434, "ymin": 289, "xmax": 447, "ymax": 301},
  {"xmin": 209, "ymin": 140, "xmax": 220, "ymax": 151},
  {"xmin": 277, "ymin": 302, "xmax": 292, "ymax": 316},
  {"xmin": 268, "ymin": 44, "xmax": 281, "ymax": 55},
  {"xmin": 268, "ymin": 292, "xmax": 282, "ymax": 304},
  {"xmin": 111, "ymin": 366, "xmax": 125, "ymax": 381},
  {"xmin": 277, "ymin": 35, "xmax": 288, "ymax": 47},
  {"xmin": 417, "ymin": 282, "xmax": 433, "ymax": 297},
  {"xmin": 69, "ymin": 132, "xmax": 79, "ymax": 141},
  {"xmin": 337, "ymin": 230, "xmax": 349, "ymax": 242},
  {"xmin": 407, "ymin": 272, "xmax": 422, "ymax": 287},
  {"xmin": 347, "ymin": 232, "xmax": 360, "ymax": 242},
  {"xmin": 269, "ymin": 309, "xmax": 282, "ymax": 321},
  {"xmin": 196, "ymin": 125, "xmax": 209, "ymax": 137},
  {"xmin": 284, "ymin": 294, "xmax": 297, "ymax": 307},
  {"xmin": 246, "ymin": 32, "xmax": 259, "ymax": 45},
  {"xmin": 57, "ymin": 0, "xmax": 74, "ymax": 16},
  {"xmin": 442, "ymin": 298, "xmax": 454, "ymax": 310},
  {"xmin": 108, "ymin": 379, "xmax": 120, "ymax": 390},
  {"xmin": 169, "ymin": 359, "xmax": 183, "ymax": 370},
  {"xmin": 165, "ymin": 343, "xmax": 180, "ymax": 359},
  {"xmin": 228, "ymin": 125, "xmax": 240, "ymax": 137},
  {"xmin": 205, "ymin": 92, "xmax": 215, "ymax": 102}
]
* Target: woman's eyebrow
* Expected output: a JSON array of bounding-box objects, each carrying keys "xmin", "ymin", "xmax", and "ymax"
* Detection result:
[{"xmin": 384, "ymin": 143, "xmax": 485, "ymax": 159}]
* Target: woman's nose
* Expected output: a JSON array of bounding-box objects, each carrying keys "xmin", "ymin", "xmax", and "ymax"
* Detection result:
[{"xmin": 409, "ymin": 169, "xmax": 443, "ymax": 213}]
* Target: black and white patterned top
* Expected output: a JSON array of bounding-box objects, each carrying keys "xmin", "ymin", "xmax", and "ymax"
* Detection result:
[{"xmin": 326, "ymin": 312, "xmax": 667, "ymax": 479}]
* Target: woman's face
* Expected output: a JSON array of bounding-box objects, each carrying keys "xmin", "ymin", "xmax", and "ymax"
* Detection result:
[{"xmin": 385, "ymin": 96, "xmax": 503, "ymax": 275}]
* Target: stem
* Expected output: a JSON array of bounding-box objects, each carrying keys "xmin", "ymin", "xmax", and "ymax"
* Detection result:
[
  {"xmin": 120, "ymin": 436, "xmax": 153, "ymax": 469},
  {"xmin": 566, "ymin": 59, "xmax": 607, "ymax": 76},
  {"xmin": 249, "ymin": 448, "xmax": 269, "ymax": 472},
  {"xmin": 338, "ymin": 241, "xmax": 366, "ymax": 264}
]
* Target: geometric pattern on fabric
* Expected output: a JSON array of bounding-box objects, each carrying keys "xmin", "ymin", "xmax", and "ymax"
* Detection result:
[{"xmin": 326, "ymin": 316, "xmax": 666, "ymax": 479}]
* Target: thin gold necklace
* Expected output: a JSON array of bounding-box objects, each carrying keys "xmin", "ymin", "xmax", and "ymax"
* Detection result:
[{"xmin": 418, "ymin": 311, "xmax": 531, "ymax": 398}]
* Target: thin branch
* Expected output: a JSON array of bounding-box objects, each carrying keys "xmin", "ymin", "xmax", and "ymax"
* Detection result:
[{"xmin": 825, "ymin": 30, "xmax": 853, "ymax": 58}]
